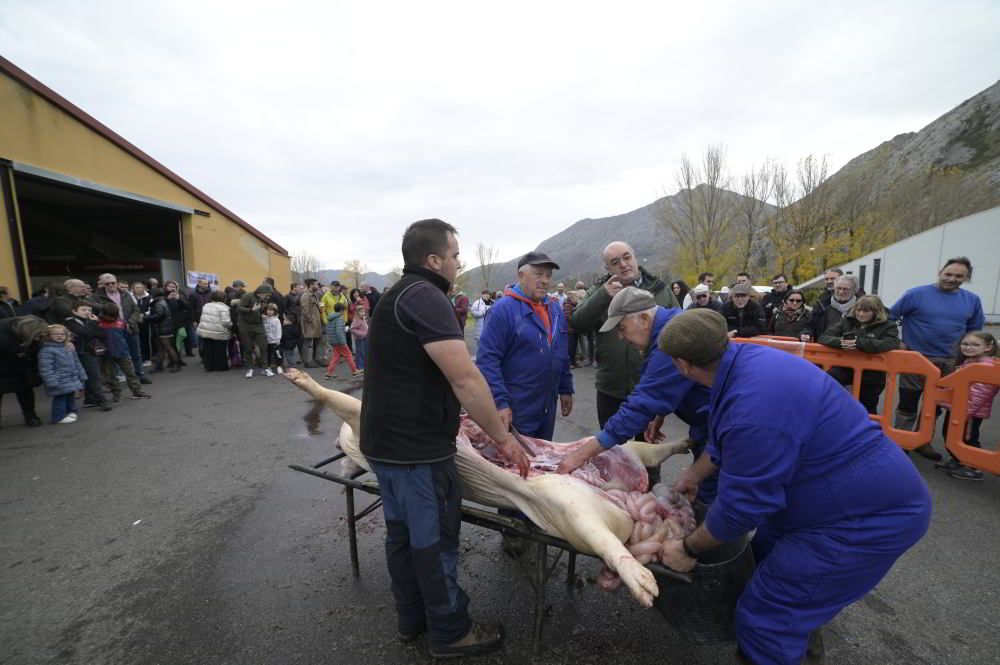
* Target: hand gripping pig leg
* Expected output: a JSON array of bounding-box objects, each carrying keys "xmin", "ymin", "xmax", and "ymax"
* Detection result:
[{"xmin": 284, "ymin": 368, "xmax": 361, "ymax": 434}]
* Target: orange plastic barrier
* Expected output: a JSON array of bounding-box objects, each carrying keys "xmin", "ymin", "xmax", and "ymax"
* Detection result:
[{"xmin": 734, "ymin": 336, "xmax": 1000, "ymax": 476}]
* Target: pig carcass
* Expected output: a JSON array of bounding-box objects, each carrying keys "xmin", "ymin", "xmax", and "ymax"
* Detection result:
[{"xmin": 285, "ymin": 370, "xmax": 694, "ymax": 607}]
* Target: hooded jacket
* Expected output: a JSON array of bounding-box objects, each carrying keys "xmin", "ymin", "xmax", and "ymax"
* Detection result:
[
  {"xmin": 37, "ymin": 340, "xmax": 88, "ymax": 396},
  {"xmin": 476, "ymin": 284, "xmax": 573, "ymax": 439},
  {"xmin": 145, "ymin": 295, "xmax": 175, "ymax": 337},
  {"xmin": 569, "ymin": 266, "xmax": 678, "ymax": 400}
]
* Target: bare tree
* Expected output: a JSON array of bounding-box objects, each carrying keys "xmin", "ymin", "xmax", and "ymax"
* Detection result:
[
  {"xmin": 656, "ymin": 145, "xmax": 738, "ymax": 280},
  {"xmin": 734, "ymin": 160, "xmax": 775, "ymax": 272},
  {"xmin": 475, "ymin": 242, "xmax": 500, "ymax": 292},
  {"xmin": 342, "ymin": 259, "xmax": 368, "ymax": 289},
  {"xmin": 291, "ymin": 251, "xmax": 321, "ymax": 280}
]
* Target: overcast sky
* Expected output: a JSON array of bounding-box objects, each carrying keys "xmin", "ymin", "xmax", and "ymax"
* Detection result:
[{"xmin": 2, "ymin": 1, "xmax": 998, "ymax": 273}]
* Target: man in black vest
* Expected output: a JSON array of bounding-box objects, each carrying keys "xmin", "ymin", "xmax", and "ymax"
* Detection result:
[{"xmin": 360, "ymin": 218, "xmax": 529, "ymax": 659}]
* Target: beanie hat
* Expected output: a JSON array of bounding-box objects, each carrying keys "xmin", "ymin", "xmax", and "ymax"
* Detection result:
[
  {"xmin": 255, "ymin": 284, "xmax": 274, "ymax": 294},
  {"xmin": 658, "ymin": 309, "xmax": 729, "ymax": 367}
]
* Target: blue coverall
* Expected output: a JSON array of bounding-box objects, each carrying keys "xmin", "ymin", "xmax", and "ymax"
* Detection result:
[
  {"xmin": 595, "ymin": 307, "xmax": 715, "ymax": 501},
  {"xmin": 476, "ymin": 285, "xmax": 574, "ymax": 439},
  {"xmin": 704, "ymin": 343, "xmax": 932, "ymax": 665}
]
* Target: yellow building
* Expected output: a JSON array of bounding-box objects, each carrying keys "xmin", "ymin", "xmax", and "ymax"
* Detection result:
[{"xmin": 0, "ymin": 56, "xmax": 289, "ymax": 301}]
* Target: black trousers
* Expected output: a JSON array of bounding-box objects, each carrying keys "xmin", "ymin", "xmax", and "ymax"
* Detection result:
[
  {"xmin": 596, "ymin": 390, "xmax": 658, "ymax": 484},
  {"xmin": 566, "ymin": 333, "xmax": 578, "ymax": 365},
  {"xmin": 0, "ymin": 387, "xmax": 36, "ymax": 418}
]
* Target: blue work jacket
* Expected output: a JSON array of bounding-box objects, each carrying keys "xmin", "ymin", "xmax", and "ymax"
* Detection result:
[
  {"xmin": 597, "ymin": 307, "xmax": 710, "ymax": 449},
  {"xmin": 476, "ymin": 286, "xmax": 574, "ymax": 439},
  {"xmin": 703, "ymin": 343, "xmax": 927, "ymax": 542}
]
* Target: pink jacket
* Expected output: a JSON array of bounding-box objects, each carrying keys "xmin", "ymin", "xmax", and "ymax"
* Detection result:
[
  {"xmin": 349, "ymin": 316, "xmax": 369, "ymax": 340},
  {"xmin": 963, "ymin": 357, "xmax": 998, "ymax": 419}
]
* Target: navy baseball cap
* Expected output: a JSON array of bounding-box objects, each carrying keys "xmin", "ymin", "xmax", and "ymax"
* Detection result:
[{"xmin": 517, "ymin": 251, "xmax": 560, "ymax": 270}]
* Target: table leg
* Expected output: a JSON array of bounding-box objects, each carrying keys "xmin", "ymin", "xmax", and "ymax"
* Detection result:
[{"xmin": 346, "ymin": 486, "xmax": 360, "ymax": 579}]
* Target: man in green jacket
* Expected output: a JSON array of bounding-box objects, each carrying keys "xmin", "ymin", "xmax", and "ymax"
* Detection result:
[{"xmin": 569, "ymin": 241, "xmax": 678, "ymax": 482}]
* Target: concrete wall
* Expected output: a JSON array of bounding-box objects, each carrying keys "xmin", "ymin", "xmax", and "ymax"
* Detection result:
[
  {"xmin": 808, "ymin": 206, "xmax": 1000, "ymax": 323},
  {"xmin": 0, "ymin": 71, "xmax": 289, "ymax": 297}
]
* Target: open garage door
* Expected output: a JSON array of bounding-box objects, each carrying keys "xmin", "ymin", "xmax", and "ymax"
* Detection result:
[{"xmin": 13, "ymin": 168, "xmax": 190, "ymax": 292}]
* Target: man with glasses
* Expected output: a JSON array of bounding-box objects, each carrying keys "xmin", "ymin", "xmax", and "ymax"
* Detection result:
[
  {"xmin": 720, "ymin": 283, "xmax": 766, "ymax": 338},
  {"xmin": 686, "ymin": 283, "xmax": 722, "ymax": 312},
  {"xmin": 93, "ymin": 273, "xmax": 150, "ymax": 385},
  {"xmin": 761, "ymin": 273, "xmax": 793, "ymax": 321},
  {"xmin": 682, "ymin": 272, "xmax": 717, "ymax": 308},
  {"xmin": 804, "ymin": 275, "xmax": 858, "ymax": 343}
]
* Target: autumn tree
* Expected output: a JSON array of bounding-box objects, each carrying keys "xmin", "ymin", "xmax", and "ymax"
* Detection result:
[
  {"xmin": 341, "ymin": 259, "xmax": 368, "ymax": 289},
  {"xmin": 657, "ymin": 145, "xmax": 739, "ymax": 282},
  {"xmin": 291, "ymin": 251, "xmax": 321, "ymax": 280},
  {"xmin": 734, "ymin": 160, "xmax": 775, "ymax": 274},
  {"xmin": 475, "ymin": 242, "xmax": 500, "ymax": 292}
]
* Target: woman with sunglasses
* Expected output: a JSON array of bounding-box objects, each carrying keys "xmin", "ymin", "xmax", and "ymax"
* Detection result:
[{"xmin": 768, "ymin": 289, "xmax": 812, "ymax": 339}]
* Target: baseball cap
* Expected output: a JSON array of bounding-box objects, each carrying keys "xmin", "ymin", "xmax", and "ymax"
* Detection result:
[
  {"xmin": 232, "ymin": 279, "xmax": 246, "ymax": 288},
  {"xmin": 692, "ymin": 284, "xmax": 710, "ymax": 295},
  {"xmin": 517, "ymin": 251, "xmax": 560, "ymax": 270},
  {"xmin": 599, "ymin": 287, "xmax": 657, "ymax": 333}
]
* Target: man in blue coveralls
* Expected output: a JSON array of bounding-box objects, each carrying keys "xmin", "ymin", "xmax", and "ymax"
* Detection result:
[
  {"xmin": 555, "ymin": 287, "xmax": 715, "ymax": 503},
  {"xmin": 477, "ymin": 251, "xmax": 574, "ymax": 554},
  {"xmin": 656, "ymin": 309, "xmax": 932, "ymax": 665}
]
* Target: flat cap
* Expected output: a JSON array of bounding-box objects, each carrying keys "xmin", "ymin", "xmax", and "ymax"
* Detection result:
[
  {"xmin": 658, "ymin": 309, "xmax": 729, "ymax": 367},
  {"xmin": 232, "ymin": 279, "xmax": 246, "ymax": 287},
  {"xmin": 518, "ymin": 251, "xmax": 560, "ymax": 270},
  {"xmin": 731, "ymin": 283, "xmax": 753, "ymax": 296},
  {"xmin": 599, "ymin": 286, "xmax": 657, "ymax": 333}
]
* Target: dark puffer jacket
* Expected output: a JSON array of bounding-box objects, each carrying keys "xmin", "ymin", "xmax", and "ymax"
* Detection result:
[
  {"xmin": 819, "ymin": 316, "xmax": 900, "ymax": 386},
  {"xmin": 145, "ymin": 296, "xmax": 176, "ymax": 337},
  {"xmin": 720, "ymin": 299, "xmax": 766, "ymax": 338}
]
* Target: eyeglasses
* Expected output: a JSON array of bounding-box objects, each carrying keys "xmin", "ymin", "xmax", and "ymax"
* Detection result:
[{"xmin": 787, "ymin": 299, "xmax": 803, "ymax": 303}]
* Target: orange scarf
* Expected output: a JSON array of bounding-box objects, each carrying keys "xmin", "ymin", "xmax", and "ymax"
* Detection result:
[{"xmin": 504, "ymin": 287, "xmax": 553, "ymax": 342}]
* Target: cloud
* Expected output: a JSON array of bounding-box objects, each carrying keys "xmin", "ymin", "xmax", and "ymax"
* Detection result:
[{"xmin": 2, "ymin": 0, "xmax": 998, "ymax": 271}]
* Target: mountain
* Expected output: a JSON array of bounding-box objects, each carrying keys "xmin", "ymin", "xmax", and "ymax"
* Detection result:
[
  {"xmin": 460, "ymin": 187, "xmax": 771, "ymax": 292},
  {"xmin": 306, "ymin": 270, "xmax": 397, "ymax": 290}
]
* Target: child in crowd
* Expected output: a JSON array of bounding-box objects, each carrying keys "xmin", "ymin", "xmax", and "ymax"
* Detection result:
[
  {"xmin": 97, "ymin": 303, "xmax": 152, "ymax": 400},
  {"xmin": 349, "ymin": 306, "xmax": 369, "ymax": 370},
  {"xmin": 936, "ymin": 331, "xmax": 999, "ymax": 481},
  {"xmin": 65, "ymin": 300, "xmax": 112, "ymax": 411},
  {"xmin": 262, "ymin": 303, "xmax": 284, "ymax": 377},
  {"xmin": 37, "ymin": 324, "xmax": 88, "ymax": 424},
  {"xmin": 281, "ymin": 313, "xmax": 301, "ymax": 366},
  {"xmin": 325, "ymin": 302, "xmax": 362, "ymax": 379}
]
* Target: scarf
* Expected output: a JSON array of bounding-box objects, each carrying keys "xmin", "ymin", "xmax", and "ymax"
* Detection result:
[
  {"xmin": 829, "ymin": 295, "xmax": 856, "ymax": 315},
  {"xmin": 504, "ymin": 284, "xmax": 553, "ymax": 342}
]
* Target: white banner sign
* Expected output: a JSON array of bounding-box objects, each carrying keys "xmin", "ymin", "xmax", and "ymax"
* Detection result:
[{"xmin": 186, "ymin": 271, "xmax": 220, "ymax": 290}]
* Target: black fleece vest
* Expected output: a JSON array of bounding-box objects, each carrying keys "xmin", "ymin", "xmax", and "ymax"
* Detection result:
[{"xmin": 359, "ymin": 267, "xmax": 460, "ymax": 464}]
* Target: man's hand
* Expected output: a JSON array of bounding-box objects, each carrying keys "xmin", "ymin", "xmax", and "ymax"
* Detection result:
[
  {"xmin": 800, "ymin": 334, "xmax": 812, "ymax": 342},
  {"xmin": 603, "ymin": 278, "xmax": 623, "ymax": 298},
  {"xmin": 559, "ymin": 394, "xmax": 573, "ymax": 417},
  {"xmin": 497, "ymin": 407, "xmax": 512, "ymax": 430},
  {"xmin": 674, "ymin": 466, "xmax": 701, "ymax": 503},
  {"xmin": 841, "ymin": 338, "xmax": 856, "ymax": 350},
  {"xmin": 644, "ymin": 415, "xmax": 665, "ymax": 443},
  {"xmin": 659, "ymin": 538, "xmax": 697, "ymax": 573},
  {"xmin": 496, "ymin": 434, "xmax": 531, "ymax": 478},
  {"xmin": 556, "ymin": 436, "xmax": 603, "ymax": 474}
]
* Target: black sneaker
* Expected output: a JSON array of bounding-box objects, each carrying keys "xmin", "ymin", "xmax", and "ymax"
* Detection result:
[
  {"xmin": 934, "ymin": 458, "xmax": 962, "ymax": 471},
  {"xmin": 139, "ymin": 377, "xmax": 153, "ymax": 385},
  {"xmin": 83, "ymin": 402, "xmax": 99, "ymax": 409},
  {"xmin": 99, "ymin": 402, "xmax": 113, "ymax": 412},
  {"xmin": 948, "ymin": 466, "xmax": 984, "ymax": 481},
  {"xmin": 429, "ymin": 622, "xmax": 504, "ymax": 659},
  {"xmin": 130, "ymin": 392, "xmax": 153, "ymax": 400},
  {"xmin": 24, "ymin": 413, "xmax": 42, "ymax": 427}
]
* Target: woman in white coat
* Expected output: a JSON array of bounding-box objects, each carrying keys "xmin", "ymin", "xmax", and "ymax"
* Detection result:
[
  {"xmin": 469, "ymin": 289, "xmax": 493, "ymax": 358},
  {"xmin": 196, "ymin": 291, "xmax": 232, "ymax": 371}
]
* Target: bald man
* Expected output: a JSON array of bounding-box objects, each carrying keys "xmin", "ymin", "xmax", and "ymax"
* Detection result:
[{"xmin": 569, "ymin": 241, "xmax": 678, "ymax": 482}]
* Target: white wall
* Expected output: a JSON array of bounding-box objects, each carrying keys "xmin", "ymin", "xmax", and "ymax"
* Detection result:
[{"xmin": 802, "ymin": 207, "xmax": 1000, "ymax": 323}]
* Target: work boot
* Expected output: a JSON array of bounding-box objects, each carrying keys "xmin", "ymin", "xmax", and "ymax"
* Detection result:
[
  {"xmin": 804, "ymin": 628, "xmax": 826, "ymax": 663},
  {"xmin": 913, "ymin": 444, "xmax": 942, "ymax": 461},
  {"xmin": 429, "ymin": 621, "xmax": 504, "ymax": 659}
]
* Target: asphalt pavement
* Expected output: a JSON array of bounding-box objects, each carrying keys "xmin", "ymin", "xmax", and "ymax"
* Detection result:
[{"xmin": 1, "ymin": 345, "xmax": 998, "ymax": 665}]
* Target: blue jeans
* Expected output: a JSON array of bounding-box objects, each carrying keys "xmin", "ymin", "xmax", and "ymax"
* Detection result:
[
  {"xmin": 127, "ymin": 332, "xmax": 146, "ymax": 378},
  {"xmin": 354, "ymin": 338, "xmax": 367, "ymax": 369},
  {"xmin": 370, "ymin": 459, "xmax": 471, "ymax": 647},
  {"xmin": 51, "ymin": 393, "xmax": 76, "ymax": 423}
]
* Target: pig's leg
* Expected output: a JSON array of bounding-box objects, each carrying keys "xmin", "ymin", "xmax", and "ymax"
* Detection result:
[
  {"xmin": 284, "ymin": 368, "xmax": 361, "ymax": 434},
  {"xmin": 624, "ymin": 438, "xmax": 693, "ymax": 469}
]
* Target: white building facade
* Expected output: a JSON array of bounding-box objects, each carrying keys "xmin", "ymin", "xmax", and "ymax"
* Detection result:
[{"xmin": 797, "ymin": 206, "xmax": 1000, "ymax": 323}]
